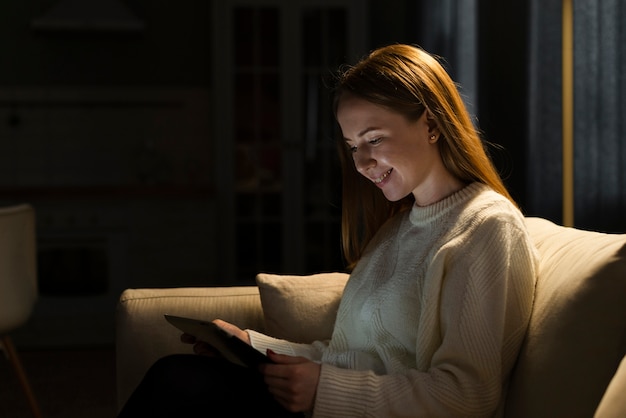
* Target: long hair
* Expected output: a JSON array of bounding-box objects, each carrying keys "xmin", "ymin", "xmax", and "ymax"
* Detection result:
[{"xmin": 332, "ymin": 44, "xmax": 515, "ymax": 269}]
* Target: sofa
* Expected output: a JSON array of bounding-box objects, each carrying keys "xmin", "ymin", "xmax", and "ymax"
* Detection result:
[{"xmin": 116, "ymin": 217, "xmax": 626, "ymax": 417}]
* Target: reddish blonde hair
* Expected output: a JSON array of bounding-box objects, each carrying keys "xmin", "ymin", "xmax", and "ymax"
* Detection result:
[{"xmin": 333, "ymin": 44, "xmax": 516, "ymax": 269}]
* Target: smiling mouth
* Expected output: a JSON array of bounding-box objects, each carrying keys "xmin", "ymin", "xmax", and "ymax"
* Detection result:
[{"xmin": 374, "ymin": 169, "xmax": 392, "ymax": 184}]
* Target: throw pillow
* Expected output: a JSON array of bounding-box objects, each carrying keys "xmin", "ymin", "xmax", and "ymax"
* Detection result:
[{"xmin": 256, "ymin": 272, "xmax": 349, "ymax": 343}]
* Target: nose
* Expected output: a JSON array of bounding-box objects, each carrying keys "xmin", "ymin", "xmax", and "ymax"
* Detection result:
[{"xmin": 353, "ymin": 148, "xmax": 376, "ymax": 174}]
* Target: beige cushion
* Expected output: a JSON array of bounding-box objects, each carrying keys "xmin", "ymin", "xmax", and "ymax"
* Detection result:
[
  {"xmin": 256, "ymin": 272, "xmax": 349, "ymax": 343},
  {"xmin": 505, "ymin": 217, "xmax": 626, "ymax": 418}
]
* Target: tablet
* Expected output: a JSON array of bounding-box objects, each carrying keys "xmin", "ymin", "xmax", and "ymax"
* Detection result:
[{"xmin": 164, "ymin": 314, "xmax": 272, "ymax": 368}]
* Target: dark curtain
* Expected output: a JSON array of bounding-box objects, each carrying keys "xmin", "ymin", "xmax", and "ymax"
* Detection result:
[
  {"xmin": 526, "ymin": 0, "xmax": 563, "ymax": 222},
  {"xmin": 528, "ymin": 0, "xmax": 626, "ymax": 232},
  {"xmin": 417, "ymin": 0, "xmax": 478, "ymax": 118},
  {"xmin": 573, "ymin": 0, "xmax": 626, "ymax": 232}
]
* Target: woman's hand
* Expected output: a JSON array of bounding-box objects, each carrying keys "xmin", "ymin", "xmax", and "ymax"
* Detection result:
[
  {"xmin": 180, "ymin": 332, "xmax": 219, "ymax": 356},
  {"xmin": 260, "ymin": 350, "xmax": 321, "ymax": 413},
  {"xmin": 213, "ymin": 319, "xmax": 250, "ymax": 344},
  {"xmin": 180, "ymin": 319, "xmax": 250, "ymax": 356}
]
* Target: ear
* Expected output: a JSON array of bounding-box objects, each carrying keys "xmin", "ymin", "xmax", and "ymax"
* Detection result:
[{"xmin": 425, "ymin": 109, "xmax": 440, "ymax": 142}]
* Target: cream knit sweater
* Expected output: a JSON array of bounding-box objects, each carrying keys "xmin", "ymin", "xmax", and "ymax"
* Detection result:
[{"xmin": 249, "ymin": 183, "xmax": 538, "ymax": 417}]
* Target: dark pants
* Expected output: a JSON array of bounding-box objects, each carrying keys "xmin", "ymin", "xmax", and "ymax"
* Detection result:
[{"xmin": 118, "ymin": 354, "xmax": 304, "ymax": 417}]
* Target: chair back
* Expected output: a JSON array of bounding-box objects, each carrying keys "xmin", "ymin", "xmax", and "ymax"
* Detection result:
[{"xmin": 0, "ymin": 204, "xmax": 38, "ymax": 334}]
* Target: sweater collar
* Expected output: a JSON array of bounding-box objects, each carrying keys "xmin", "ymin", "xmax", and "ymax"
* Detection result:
[{"xmin": 409, "ymin": 182, "xmax": 487, "ymax": 226}]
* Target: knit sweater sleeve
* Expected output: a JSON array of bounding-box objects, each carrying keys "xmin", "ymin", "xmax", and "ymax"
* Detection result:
[
  {"xmin": 312, "ymin": 213, "xmax": 537, "ymax": 418},
  {"xmin": 246, "ymin": 329, "xmax": 330, "ymax": 361}
]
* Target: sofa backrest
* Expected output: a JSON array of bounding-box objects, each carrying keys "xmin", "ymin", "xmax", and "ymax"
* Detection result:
[{"xmin": 505, "ymin": 217, "xmax": 626, "ymax": 417}]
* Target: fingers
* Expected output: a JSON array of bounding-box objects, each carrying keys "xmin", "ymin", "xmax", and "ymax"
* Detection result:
[
  {"xmin": 264, "ymin": 373, "xmax": 304, "ymax": 412},
  {"xmin": 193, "ymin": 341, "xmax": 221, "ymax": 357},
  {"xmin": 260, "ymin": 353, "xmax": 321, "ymax": 413},
  {"xmin": 213, "ymin": 319, "xmax": 250, "ymax": 345},
  {"xmin": 180, "ymin": 333, "xmax": 196, "ymax": 344},
  {"xmin": 266, "ymin": 349, "xmax": 308, "ymax": 365},
  {"xmin": 180, "ymin": 333, "xmax": 221, "ymax": 357}
]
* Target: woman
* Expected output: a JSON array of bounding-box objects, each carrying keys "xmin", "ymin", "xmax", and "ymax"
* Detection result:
[{"xmin": 118, "ymin": 44, "xmax": 537, "ymax": 417}]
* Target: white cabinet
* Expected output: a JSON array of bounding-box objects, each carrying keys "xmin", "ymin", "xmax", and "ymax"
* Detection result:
[{"xmin": 211, "ymin": 0, "xmax": 366, "ymax": 282}]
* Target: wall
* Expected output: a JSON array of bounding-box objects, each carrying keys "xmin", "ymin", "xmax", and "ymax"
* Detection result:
[{"xmin": 0, "ymin": 1, "xmax": 216, "ymax": 347}]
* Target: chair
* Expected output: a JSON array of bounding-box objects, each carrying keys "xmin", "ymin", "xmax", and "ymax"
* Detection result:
[{"xmin": 0, "ymin": 203, "xmax": 42, "ymax": 418}]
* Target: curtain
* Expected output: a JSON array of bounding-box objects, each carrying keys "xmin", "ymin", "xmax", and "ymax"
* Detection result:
[
  {"xmin": 527, "ymin": 0, "xmax": 563, "ymax": 222},
  {"xmin": 573, "ymin": 0, "xmax": 626, "ymax": 232},
  {"xmin": 417, "ymin": 0, "xmax": 478, "ymax": 117},
  {"xmin": 528, "ymin": 0, "xmax": 626, "ymax": 232}
]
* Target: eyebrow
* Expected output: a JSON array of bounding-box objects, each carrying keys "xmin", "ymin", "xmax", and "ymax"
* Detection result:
[
  {"xmin": 358, "ymin": 127, "xmax": 380, "ymax": 137},
  {"xmin": 344, "ymin": 126, "xmax": 381, "ymax": 143}
]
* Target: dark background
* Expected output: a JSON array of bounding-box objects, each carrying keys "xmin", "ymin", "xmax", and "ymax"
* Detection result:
[
  {"xmin": 1, "ymin": 0, "xmax": 530, "ymax": 204},
  {"xmin": 0, "ymin": 3, "xmax": 622, "ymax": 417},
  {"xmin": 0, "ymin": 0, "xmax": 623, "ymax": 349}
]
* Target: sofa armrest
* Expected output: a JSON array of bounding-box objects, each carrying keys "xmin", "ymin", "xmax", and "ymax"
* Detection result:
[{"xmin": 115, "ymin": 286, "xmax": 265, "ymax": 411}]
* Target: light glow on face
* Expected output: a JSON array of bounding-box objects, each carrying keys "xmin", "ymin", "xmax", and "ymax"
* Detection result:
[{"xmin": 337, "ymin": 96, "xmax": 445, "ymax": 203}]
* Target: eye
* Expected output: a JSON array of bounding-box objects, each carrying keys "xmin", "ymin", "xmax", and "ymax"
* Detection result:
[
  {"xmin": 346, "ymin": 143, "xmax": 357, "ymax": 153},
  {"xmin": 369, "ymin": 137, "xmax": 383, "ymax": 145}
]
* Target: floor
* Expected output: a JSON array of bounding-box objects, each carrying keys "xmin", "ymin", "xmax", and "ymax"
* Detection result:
[{"xmin": 0, "ymin": 345, "xmax": 117, "ymax": 418}]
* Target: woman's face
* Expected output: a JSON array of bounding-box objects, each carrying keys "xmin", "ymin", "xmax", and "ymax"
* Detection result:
[{"xmin": 337, "ymin": 95, "xmax": 448, "ymax": 204}]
